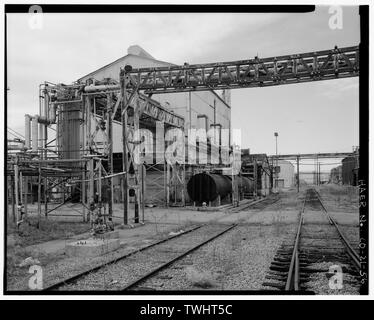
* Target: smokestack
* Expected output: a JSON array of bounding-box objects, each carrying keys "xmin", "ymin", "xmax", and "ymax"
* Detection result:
[
  {"xmin": 25, "ymin": 114, "xmax": 31, "ymax": 149},
  {"xmin": 32, "ymin": 115, "xmax": 38, "ymax": 152}
]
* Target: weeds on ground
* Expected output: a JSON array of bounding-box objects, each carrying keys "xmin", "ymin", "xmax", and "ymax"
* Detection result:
[
  {"xmin": 319, "ymin": 185, "xmax": 358, "ymax": 210},
  {"xmin": 6, "ymin": 243, "xmax": 62, "ymax": 290},
  {"xmin": 7, "ymin": 216, "xmax": 91, "ymax": 247}
]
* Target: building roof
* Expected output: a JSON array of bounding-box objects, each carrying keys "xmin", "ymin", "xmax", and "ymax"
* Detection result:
[
  {"xmin": 277, "ymin": 159, "xmax": 294, "ymax": 166},
  {"xmin": 77, "ymin": 48, "xmax": 173, "ymax": 82}
]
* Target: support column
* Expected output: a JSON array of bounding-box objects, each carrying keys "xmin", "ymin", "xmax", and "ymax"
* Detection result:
[
  {"xmin": 86, "ymin": 97, "xmax": 92, "ymax": 152},
  {"xmin": 254, "ymin": 159, "xmax": 258, "ymax": 198},
  {"xmin": 37, "ymin": 163, "xmax": 41, "ymax": 229},
  {"xmin": 166, "ymin": 163, "xmax": 170, "ymax": 207},
  {"xmin": 11, "ymin": 175, "xmax": 15, "ymax": 223},
  {"xmin": 44, "ymin": 177, "xmax": 48, "ymax": 218},
  {"xmin": 82, "ymin": 97, "xmax": 86, "ymax": 222},
  {"xmin": 98, "ymin": 159, "xmax": 102, "ymax": 222},
  {"xmin": 318, "ymin": 162, "xmax": 321, "ymax": 185},
  {"xmin": 134, "ymin": 97, "xmax": 140, "ymax": 224},
  {"xmin": 89, "ymin": 158, "xmax": 94, "ymax": 224},
  {"xmin": 82, "ymin": 169, "xmax": 86, "ymax": 222},
  {"xmin": 181, "ymin": 163, "xmax": 185, "ymax": 206},
  {"xmin": 107, "ymin": 93, "xmax": 113, "ymax": 223},
  {"xmin": 19, "ymin": 171, "xmax": 23, "ymax": 223},
  {"xmin": 14, "ymin": 163, "xmax": 19, "ymax": 225},
  {"xmin": 24, "ymin": 176, "xmax": 28, "ymax": 217},
  {"xmin": 141, "ymin": 163, "xmax": 145, "ymax": 223},
  {"xmin": 121, "ymin": 71, "xmax": 129, "ymax": 225}
]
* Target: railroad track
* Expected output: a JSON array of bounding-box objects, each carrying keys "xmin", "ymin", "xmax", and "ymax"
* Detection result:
[
  {"xmin": 44, "ymin": 223, "xmax": 236, "ymax": 291},
  {"xmin": 229, "ymin": 195, "xmax": 280, "ymax": 213},
  {"xmin": 263, "ymin": 188, "xmax": 360, "ymax": 293}
]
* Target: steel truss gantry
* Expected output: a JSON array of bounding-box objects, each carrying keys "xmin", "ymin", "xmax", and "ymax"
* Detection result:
[
  {"xmin": 123, "ymin": 45, "xmax": 359, "ymax": 94},
  {"xmin": 268, "ymin": 151, "xmax": 358, "ymax": 192}
]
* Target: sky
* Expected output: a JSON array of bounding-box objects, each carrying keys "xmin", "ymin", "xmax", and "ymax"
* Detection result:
[{"xmin": 6, "ymin": 6, "xmax": 360, "ymax": 172}]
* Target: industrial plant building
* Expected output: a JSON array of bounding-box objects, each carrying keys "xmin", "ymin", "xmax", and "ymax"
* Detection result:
[
  {"xmin": 342, "ymin": 154, "xmax": 359, "ymax": 186},
  {"xmin": 274, "ymin": 160, "xmax": 295, "ymax": 188},
  {"xmin": 240, "ymin": 153, "xmax": 272, "ymax": 196}
]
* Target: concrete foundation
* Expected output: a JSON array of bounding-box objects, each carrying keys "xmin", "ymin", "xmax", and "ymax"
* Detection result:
[
  {"xmin": 65, "ymin": 238, "xmax": 120, "ymax": 258},
  {"xmin": 93, "ymin": 230, "xmax": 119, "ymax": 240}
]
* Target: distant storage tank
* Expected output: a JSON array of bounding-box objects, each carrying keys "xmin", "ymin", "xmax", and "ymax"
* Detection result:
[{"xmin": 187, "ymin": 172, "xmax": 254, "ymax": 203}]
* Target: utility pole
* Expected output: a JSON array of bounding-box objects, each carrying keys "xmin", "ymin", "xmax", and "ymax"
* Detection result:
[
  {"xmin": 319, "ymin": 162, "xmax": 321, "ymax": 185},
  {"xmin": 297, "ymin": 155, "xmax": 300, "ymax": 193},
  {"xmin": 254, "ymin": 159, "xmax": 258, "ymax": 199}
]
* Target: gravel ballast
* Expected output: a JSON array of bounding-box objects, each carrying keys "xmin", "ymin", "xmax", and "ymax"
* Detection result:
[{"xmin": 138, "ymin": 224, "xmax": 296, "ymax": 291}]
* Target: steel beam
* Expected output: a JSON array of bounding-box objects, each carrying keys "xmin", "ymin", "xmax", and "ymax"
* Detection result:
[{"xmin": 269, "ymin": 152, "xmax": 355, "ymax": 160}]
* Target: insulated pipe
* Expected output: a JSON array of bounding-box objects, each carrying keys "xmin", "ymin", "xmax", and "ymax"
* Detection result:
[
  {"xmin": 24, "ymin": 114, "xmax": 31, "ymax": 149},
  {"xmin": 35, "ymin": 91, "xmax": 56, "ymax": 125},
  {"xmin": 32, "ymin": 115, "xmax": 38, "ymax": 152},
  {"xmin": 83, "ymin": 84, "xmax": 120, "ymax": 93},
  {"xmin": 44, "ymin": 89, "xmax": 49, "ymax": 118},
  {"xmin": 49, "ymin": 103, "xmax": 57, "ymax": 123},
  {"xmin": 39, "ymin": 122, "xmax": 44, "ymax": 151},
  {"xmin": 44, "ymin": 89, "xmax": 49, "ymax": 159}
]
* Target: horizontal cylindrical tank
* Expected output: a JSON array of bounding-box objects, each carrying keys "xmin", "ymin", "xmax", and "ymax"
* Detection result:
[
  {"xmin": 187, "ymin": 173, "xmax": 232, "ymax": 203},
  {"xmin": 231, "ymin": 176, "xmax": 254, "ymax": 195},
  {"xmin": 187, "ymin": 172, "xmax": 254, "ymax": 203}
]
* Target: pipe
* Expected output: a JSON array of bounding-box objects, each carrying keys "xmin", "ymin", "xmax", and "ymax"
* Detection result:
[
  {"xmin": 25, "ymin": 114, "xmax": 31, "ymax": 149},
  {"xmin": 49, "ymin": 103, "xmax": 57, "ymax": 123},
  {"xmin": 32, "ymin": 115, "xmax": 38, "ymax": 152},
  {"xmin": 39, "ymin": 122, "xmax": 44, "ymax": 151},
  {"xmin": 84, "ymin": 84, "xmax": 120, "ymax": 93},
  {"xmin": 44, "ymin": 89, "xmax": 48, "ymax": 160}
]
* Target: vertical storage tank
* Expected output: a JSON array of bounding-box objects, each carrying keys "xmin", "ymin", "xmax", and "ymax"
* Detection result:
[{"xmin": 57, "ymin": 102, "xmax": 81, "ymax": 162}]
